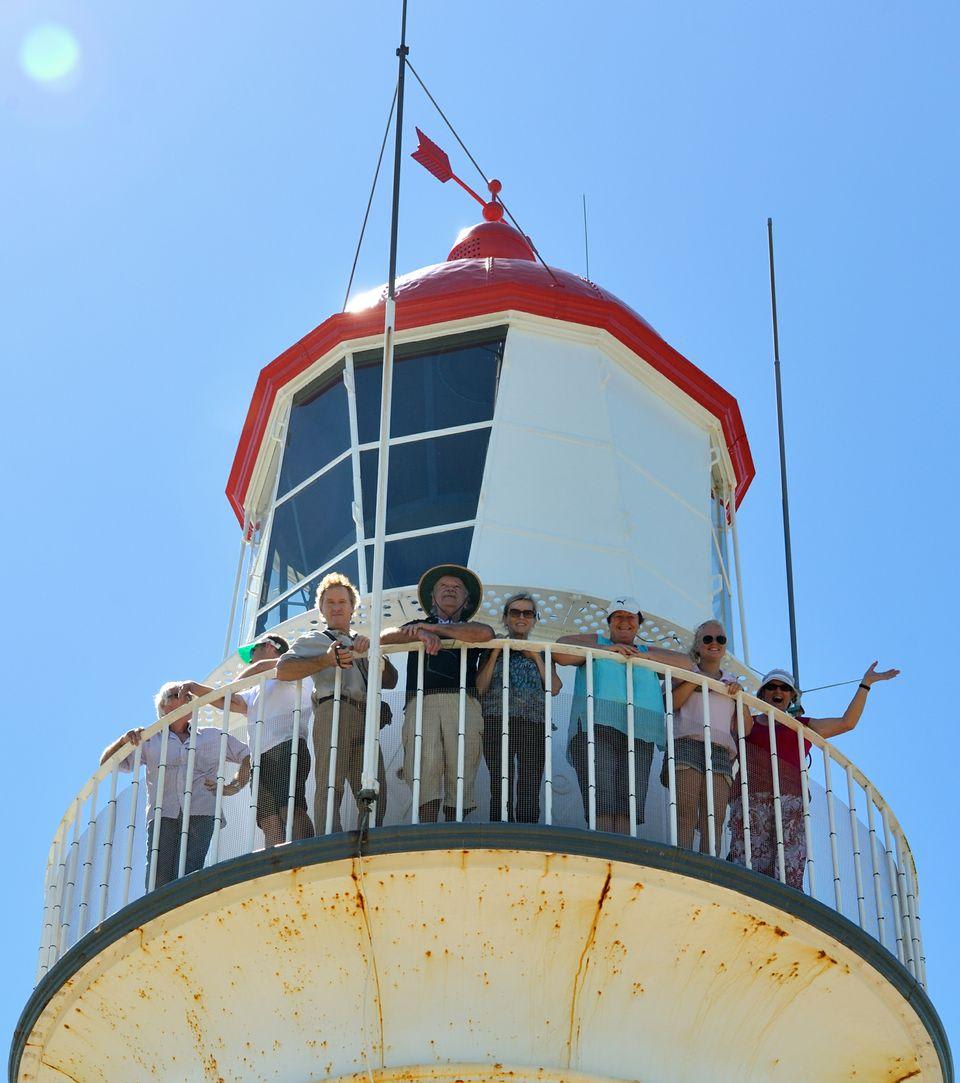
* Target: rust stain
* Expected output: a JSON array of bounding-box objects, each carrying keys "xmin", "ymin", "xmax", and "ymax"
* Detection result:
[
  {"xmin": 566, "ymin": 863, "xmax": 613, "ymax": 1069},
  {"xmin": 39, "ymin": 1057, "xmax": 83, "ymax": 1082},
  {"xmin": 351, "ymin": 858, "xmax": 385, "ymax": 1069},
  {"xmin": 891, "ymin": 1071, "xmax": 920, "ymax": 1082}
]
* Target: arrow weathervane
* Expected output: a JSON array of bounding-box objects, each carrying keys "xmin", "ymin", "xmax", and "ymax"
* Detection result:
[{"xmin": 411, "ymin": 128, "xmax": 505, "ymax": 222}]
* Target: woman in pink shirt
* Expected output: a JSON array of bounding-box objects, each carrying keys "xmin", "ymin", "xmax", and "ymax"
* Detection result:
[{"xmin": 669, "ymin": 621, "xmax": 745, "ymax": 855}]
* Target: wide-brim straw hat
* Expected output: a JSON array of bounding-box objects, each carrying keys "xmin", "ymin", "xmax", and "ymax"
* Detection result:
[{"xmin": 417, "ymin": 564, "xmax": 484, "ymax": 621}]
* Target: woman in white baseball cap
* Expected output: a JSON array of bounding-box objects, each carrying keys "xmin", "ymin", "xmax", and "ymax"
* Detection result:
[{"xmin": 727, "ymin": 661, "xmax": 898, "ymax": 889}]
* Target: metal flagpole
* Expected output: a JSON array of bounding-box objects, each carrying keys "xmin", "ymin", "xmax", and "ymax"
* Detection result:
[
  {"xmin": 767, "ymin": 217, "xmax": 800, "ymax": 688},
  {"xmin": 360, "ymin": 0, "xmax": 410, "ymax": 808}
]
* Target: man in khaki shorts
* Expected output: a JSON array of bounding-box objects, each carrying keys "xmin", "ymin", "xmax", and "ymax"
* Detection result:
[
  {"xmin": 383, "ymin": 564, "xmax": 494, "ymax": 823},
  {"xmin": 276, "ymin": 573, "xmax": 397, "ymax": 833}
]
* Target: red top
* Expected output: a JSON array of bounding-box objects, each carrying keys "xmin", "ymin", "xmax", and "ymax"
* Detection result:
[
  {"xmin": 742, "ymin": 715, "xmax": 813, "ymax": 798},
  {"xmin": 746, "ymin": 715, "xmax": 812, "ymax": 770},
  {"xmin": 226, "ymin": 223, "xmax": 756, "ymax": 522}
]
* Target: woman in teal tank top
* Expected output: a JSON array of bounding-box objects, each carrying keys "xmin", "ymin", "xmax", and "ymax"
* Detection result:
[{"xmin": 554, "ymin": 596, "xmax": 696, "ymax": 834}]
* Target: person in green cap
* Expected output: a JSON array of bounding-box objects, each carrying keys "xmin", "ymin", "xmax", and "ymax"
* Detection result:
[
  {"xmin": 206, "ymin": 633, "xmax": 316, "ymax": 847},
  {"xmin": 382, "ymin": 564, "xmax": 494, "ymax": 824}
]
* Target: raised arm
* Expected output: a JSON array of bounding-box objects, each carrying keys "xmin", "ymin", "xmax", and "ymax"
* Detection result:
[
  {"xmin": 421, "ymin": 620, "xmax": 495, "ymax": 643},
  {"xmin": 642, "ymin": 646, "xmax": 698, "ymax": 674},
  {"xmin": 276, "ymin": 645, "xmax": 337, "ymax": 682},
  {"xmin": 552, "ymin": 633, "xmax": 597, "ymax": 667},
  {"xmin": 475, "ymin": 646, "xmax": 503, "ymax": 694},
  {"xmin": 520, "ymin": 647, "xmax": 563, "ymax": 696},
  {"xmin": 100, "ymin": 728, "xmax": 144, "ymax": 766},
  {"xmin": 807, "ymin": 661, "xmax": 899, "ymax": 739}
]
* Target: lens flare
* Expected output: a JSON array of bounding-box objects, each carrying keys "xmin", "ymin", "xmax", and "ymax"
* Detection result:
[{"xmin": 20, "ymin": 23, "xmax": 80, "ymax": 84}]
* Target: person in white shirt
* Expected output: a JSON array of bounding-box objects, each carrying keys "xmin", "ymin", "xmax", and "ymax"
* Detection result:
[
  {"xmin": 100, "ymin": 682, "xmax": 249, "ymax": 889},
  {"xmin": 210, "ymin": 634, "xmax": 315, "ymax": 848}
]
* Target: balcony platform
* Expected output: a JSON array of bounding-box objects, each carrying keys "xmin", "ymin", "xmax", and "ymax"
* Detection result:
[{"xmin": 12, "ymin": 826, "xmax": 951, "ymax": 1083}]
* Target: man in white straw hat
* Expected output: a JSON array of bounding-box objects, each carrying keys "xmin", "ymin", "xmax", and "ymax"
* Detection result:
[{"xmin": 382, "ymin": 564, "xmax": 494, "ymax": 824}]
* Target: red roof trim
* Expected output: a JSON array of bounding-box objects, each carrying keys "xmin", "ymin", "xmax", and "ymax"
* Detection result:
[{"xmin": 226, "ymin": 278, "xmax": 755, "ymax": 523}]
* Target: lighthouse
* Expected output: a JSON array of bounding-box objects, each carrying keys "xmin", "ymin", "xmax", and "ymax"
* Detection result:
[{"xmin": 10, "ymin": 210, "xmax": 950, "ymax": 1082}]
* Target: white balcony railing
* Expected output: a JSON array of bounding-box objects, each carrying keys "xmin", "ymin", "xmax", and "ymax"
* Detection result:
[{"xmin": 34, "ymin": 641, "xmax": 925, "ymax": 992}]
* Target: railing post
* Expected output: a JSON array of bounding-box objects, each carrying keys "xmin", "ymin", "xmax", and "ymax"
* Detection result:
[
  {"xmin": 147, "ymin": 724, "xmax": 171, "ymax": 893},
  {"xmin": 585, "ymin": 649, "xmax": 597, "ymax": 831},
  {"xmin": 625, "ymin": 659, "xmax": 637, "ymax": 838},
  {"xmin": 734, "ymin": 694, "xmax": 751, "ymax": 870},
  {"xmin": 700, "ymin": 681, "xmax": 717, "ymax": 857},
  {"xmin": 58, "ymin": 801, "xmax": 83, "ymax": 955},
  {"xmin": 97, "ymin": 766, "xmax": 120, "ymax": 924},
  {"xmin": 209, "ymin": 689, "xmax": 233, "ymax": 866},
  {"xmin": 244, "ymin": 677, "xmax": 267, "ymax": 853},
  {"xmin": 892, "ymin": 828, "xmax": 917, "ymax": 977},
  {"xmin": 325, "ymin": 668, "xmax": 344, "ymax": 835},
  {"xmin": 765, "ymin": 710, "xmax": 786, "ymax": 883},
  {"xmin": 881, "ymin": 804, "xmax": 907, "ymax": 966},
  {"xmin": 500, "ymin": 643, "xmax": 511, "ymax": 822},
  {"xmin": 663, "ymin": 668, "xmax": 677, "ymax": 847},
  {"xmin": 845, "ymin": 765, "xmax": 867, "ymax": 929},
  {"xmin": 411, "ymin": 647, "xmax": 425, "ymax": 824},
  {"xmin": 865, "ymin": 785, "xmax": 886, "ymax": 948},
  {"xmin": 177, "ymin": 706, "xmax": 201, "ymax": 878},
  {"xmin": 543, "ymin": 646, "xmax": 553, "ymax": 826},
  {"xmin": 455, "ymin": 646, "xmax": 467, "ymax": 822},
  {"xmin": 41, "ymin": 832, "xmax": 66, "ymax": 974},
  {"xmin": 285, "ymin": 680, "xmax": 304, "ymax": 842},
  {"xmin": 796, "ymin": 724, "xmax": 815, "ymax": 895},
  {"xmin": 121, "ymin": 745, "xmax": 143, "ymax": 905},
  {"xmin": 900, "ymin": 843, "xmax": 923, "ymax": 986},
  {"xmin": 821, "ymin": 747, "xmax": 844, "ymax": 913},
  {"xmin": 77, "ymin": 781, "xmax": 100, "ymax": 938}
]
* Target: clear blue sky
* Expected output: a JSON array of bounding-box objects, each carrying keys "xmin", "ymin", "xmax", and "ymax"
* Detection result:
[{"xmin": 2, "ymin": 0, "xmax": 957, "ymax": 1061}]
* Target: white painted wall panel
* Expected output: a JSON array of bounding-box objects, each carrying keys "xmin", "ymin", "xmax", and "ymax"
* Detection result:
[{"xmin": 470, "ymin": 320, "xmax": 715, "ymax": 629}]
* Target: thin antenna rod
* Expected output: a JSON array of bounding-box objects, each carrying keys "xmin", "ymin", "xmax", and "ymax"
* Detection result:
[
  {"xmin": 362, "ymin": 0, "xmax": 409, "ymax": 804},
  {"xmin": 582, "ymin": 194, "xmax": 590, "ymax": 280},
  {"xmin": 767, "ymin": 217, "xmax": 800, "ymax": 687}
]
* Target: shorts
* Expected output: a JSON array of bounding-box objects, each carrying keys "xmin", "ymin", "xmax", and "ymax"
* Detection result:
[
  {"xmin": 255, "ymin": 738, "xmax": 311, "ymax": 825},
  {"xmin": 670, "ymin": 736, "xmax": 734, "ymax": 778},
  {"xmin": 569, "ymin": 724, "xmax": 655, "ymax": 822}
]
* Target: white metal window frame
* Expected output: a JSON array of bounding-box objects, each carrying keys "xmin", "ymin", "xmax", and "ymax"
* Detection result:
[{"xmin": 251, "ymin": 330, "xmax": 505, "ymax": 631}]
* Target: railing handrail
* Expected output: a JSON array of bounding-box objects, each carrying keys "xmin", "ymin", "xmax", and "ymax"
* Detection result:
[
  {"xmin": 47, "ymin": 639, "xmax": 917, "ymax": 888},
  {"xmin": 44, "ymin": 668, "xmax": 281, "ymax": 862},
  {"xmin": 39, "ymin": 638, "xmax": 921, "ymax": 986}
]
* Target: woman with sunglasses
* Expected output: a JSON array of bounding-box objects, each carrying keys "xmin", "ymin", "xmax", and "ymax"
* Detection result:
[
  {"xmin": 727, "ymin": 662, "xmax": 898, "ymax": 889},
  {"xmin": 669, "ymin": 621, "xmax": 744, "ymax": 855},
  {"xmin": 476, "ymin": 592, "xmax": 561, "ymax": 822}
]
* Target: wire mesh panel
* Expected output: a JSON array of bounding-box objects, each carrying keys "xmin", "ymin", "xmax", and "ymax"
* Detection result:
[{"xmin": 33, "ymin": 644, "xmax": 922, "ymax": 986}]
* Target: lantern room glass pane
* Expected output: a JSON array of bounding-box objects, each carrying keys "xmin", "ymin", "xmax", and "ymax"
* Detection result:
[
  {"xmin": 354, "ymin": 329, "xmax": 505, "ymax": 444},
  {"xmin": 256, "ymin": 550, "xmax": 360, "ymax": 634},
  {"xmin": 260, "ymin": 459, "xmax": 355, "ymax": 607},
  {"xmin": 360, "ymin": 429, "xmax": 491, "ymax": 536},
  {"xmin": 278, "ymin": 365, "xmax": 350, "ymax": 495},
  {"xmin": 364, "ymin": 527, "xmax": 474, "ymax": 592}
]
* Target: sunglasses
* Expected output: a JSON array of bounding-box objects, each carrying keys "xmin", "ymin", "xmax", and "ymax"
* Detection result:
[
  {"xmin": 700, "ymin": 634, "xmax": 727, "ymax": 645},
  {"xmin": 507, "ymin": 607, "xmax": 536, "ymax": 618},
  {"xmin": 764, "ymin": 681, "xmax": 793, "ymax": 693}
]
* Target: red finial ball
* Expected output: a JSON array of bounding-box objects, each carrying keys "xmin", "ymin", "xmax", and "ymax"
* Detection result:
[
  {"xmin": 482, "ymin": 201, "xmax": 504, "ymax": 222},
  {"xmin": 488, "ymin": 178, "xmax": 502, "ymax": 196}
]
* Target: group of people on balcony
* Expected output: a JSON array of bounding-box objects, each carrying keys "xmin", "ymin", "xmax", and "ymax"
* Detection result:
[{"xmin": 101, "ymin": 562, "xmax": 897, "ymax": 894}]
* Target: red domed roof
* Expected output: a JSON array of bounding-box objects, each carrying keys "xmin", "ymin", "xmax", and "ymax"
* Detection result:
[
  {"xmin": 227, "ymin": 228, "xmax": 755, "ymax": 520},
  {"xmin": 447, "ymin": 220, "xmax": 536, "ymax": 261}
]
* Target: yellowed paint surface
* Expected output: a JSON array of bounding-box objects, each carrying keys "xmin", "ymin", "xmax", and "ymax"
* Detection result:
[{"xmin": 19, "ymin": 848, "xmax": 939, "ymax": 1082}]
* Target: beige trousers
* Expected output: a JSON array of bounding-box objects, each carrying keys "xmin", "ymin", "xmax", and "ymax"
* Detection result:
[
  {"xmin": 402, "ymin": 692, "xmax": 483, "ymax": 810},
  {"xmin": 312, "ymin": 698, "xmax": 387, "ymax": 831}
]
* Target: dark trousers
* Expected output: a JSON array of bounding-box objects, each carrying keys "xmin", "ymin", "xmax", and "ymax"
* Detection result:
[
  {"xmin": 482, "ymin": 717, "xmax": 546, "ymax": 823},
  {"xmin": 146, "ymin": 814, "xmax": 215, "ymax": 889}
]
